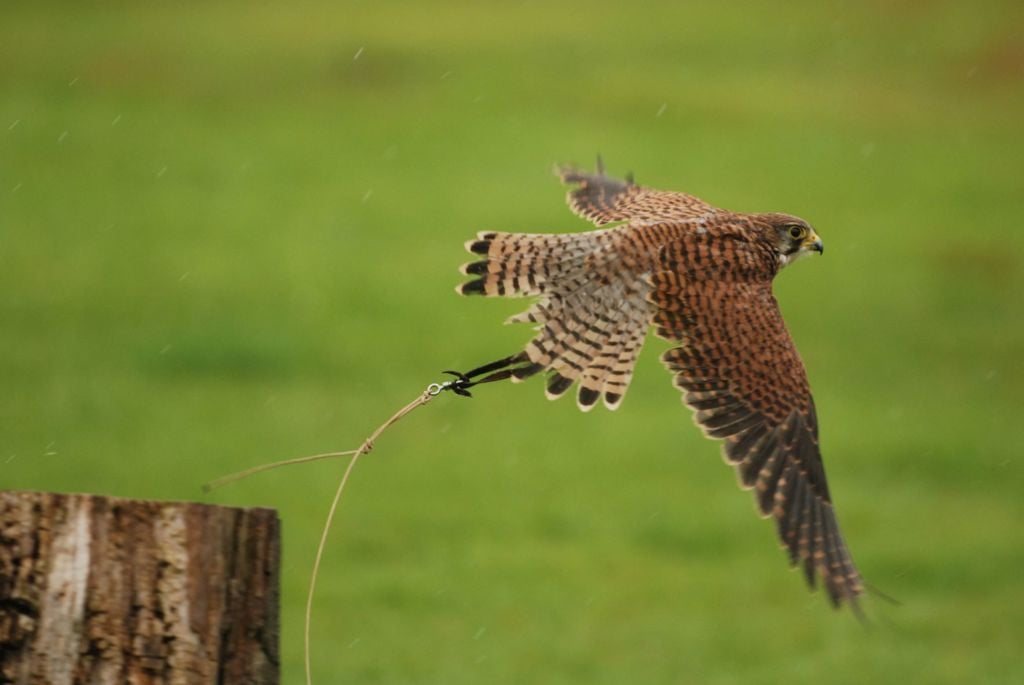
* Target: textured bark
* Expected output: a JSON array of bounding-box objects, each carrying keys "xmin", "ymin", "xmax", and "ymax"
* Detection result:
[{"xmin": 0, "ymin": 491, "xmax": 279, "ymax": 684}]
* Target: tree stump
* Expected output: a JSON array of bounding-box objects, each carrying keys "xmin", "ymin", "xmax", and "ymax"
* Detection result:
[{"xmin": 0, "ymin": 491, "xmax": 279, "ymax": 684}]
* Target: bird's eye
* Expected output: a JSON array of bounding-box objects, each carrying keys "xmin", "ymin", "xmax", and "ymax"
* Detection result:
[{"xmin": 788, "ymin": 225, "xmax": 806, "ymax": 240}]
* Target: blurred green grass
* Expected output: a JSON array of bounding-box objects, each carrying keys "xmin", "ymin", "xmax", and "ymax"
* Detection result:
[{"xmin": 2, "ymin": 0, "xmax": 1023, "ymax": 682}]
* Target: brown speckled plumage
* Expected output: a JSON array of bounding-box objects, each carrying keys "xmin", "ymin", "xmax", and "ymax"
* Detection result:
[{"xmin": 456, "ymin": 163, "xmax": 864, "ymax": 610}]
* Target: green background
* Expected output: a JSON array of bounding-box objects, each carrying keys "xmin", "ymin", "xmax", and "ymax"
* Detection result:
[{"xmin": 3, "ymin": 1, "xmax": 1022, "ymax": 682}]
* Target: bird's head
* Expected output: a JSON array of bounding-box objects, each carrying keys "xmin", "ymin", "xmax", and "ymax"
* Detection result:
[{"xmin": 758, "ymin": 213, "xmax": 824, "ymax": 268}]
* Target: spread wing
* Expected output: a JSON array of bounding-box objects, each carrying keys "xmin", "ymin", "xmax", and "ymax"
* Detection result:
[
  {"xmin": 648, "ymin": 233, "xmax": 864, "ymax": 608},
  {"xmin": 558, "ymin": 163, "xmax": 719, "ymax": 226}
]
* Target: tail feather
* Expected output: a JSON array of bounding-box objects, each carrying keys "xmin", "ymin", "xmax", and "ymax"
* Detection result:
[
  {"xmin": 457, "ymin": 231, "xmax": 596, "ymax": 298},
  {"xmin": 458, "ymin": 229, "xmax": 651, "ymax": 410},
  {"xmin": 599, "ymin": 321, "xmax": 648, "ymax": 410}
]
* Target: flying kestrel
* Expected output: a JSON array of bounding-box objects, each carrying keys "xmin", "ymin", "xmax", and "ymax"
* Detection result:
[{"xmin": 455, "ymin": 162, "xmax": 865, "ymax": 609}]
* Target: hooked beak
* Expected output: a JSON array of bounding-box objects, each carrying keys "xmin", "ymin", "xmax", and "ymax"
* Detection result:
[{"xmin": 804, "ymin": 230, "xmax": 824, "ymax": 255}]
